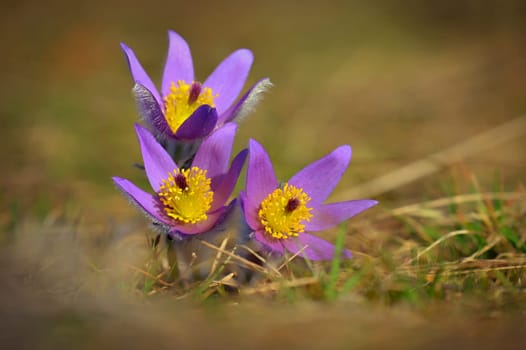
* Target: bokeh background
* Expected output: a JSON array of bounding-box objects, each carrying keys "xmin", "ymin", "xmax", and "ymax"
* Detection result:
[
  {"xmin": 2, "ymin": 0, "xmax": 526, "ymax": 223},
  {"xmin": 2, "ymin": 1, "xmax": 526, "ymax": 348}
]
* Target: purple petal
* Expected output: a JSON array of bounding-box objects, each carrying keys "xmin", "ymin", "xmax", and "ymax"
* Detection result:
[
  {"xmin": 210, "ymin": 149, "xmax": 248, "ymax": 212},
  {"xmin": 174, "ymin": 105, "xmax": 218, "ymax": 140},
  {"xmin": 220, "ymin": 78, "xmax": 272, "ymax": 124},
  {"xmin": 168, "ymin": 209, "xmax": 224, "ymax": 235},
  {"xmin": 161, "ymin": 30, "xmax": 194, "ymax": 98},
  {"xmin": 282, "ymin": 233, "xmax": 352, "ymax": 261},
  {"xmin": 245, "ymin": 139, "xmax": 279, "ymax": 214},
  {"xmin": 203, "ymin": 49, "xmax": 253, "ymax": 114},
  {"xmin": 289, "ymin": 145, "xmax": 352, "ymax": 204},
  {"xmin": 113, "ymin": 177, "xmax": 171, "ymax": 226},
  {"xmin": 254, "ymin": 230, "xmax": 285, "ymax": 254},
  {"xmin": 133, "ymin": 84, "xmax": 174, "ymax": 137},
  {"xmin": 135, "ymin": 124, "xmax": 177, "ymax": 191},
  {"xmin": 193, "ymin": 123, "xmax": 237, "ymax": 178},
  {"xmin": 120, "ymin": 43, "xmax": 161, "ymax": 106},
  {"xmin": 306, "ymin": 200, "xmax": 378, "ymax": 231},
  {"xmin": 240, "ymin": 191, "xmax": 260, "ymax": 230}
]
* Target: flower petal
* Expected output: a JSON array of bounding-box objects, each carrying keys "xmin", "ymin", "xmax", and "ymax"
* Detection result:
[
  {"xmin": 210, "ymin": 149, "xmax": 248, "ymax": 212},
  {"xmin": 254, "ymin": 230, "xmax": 285, "ymax": 254},
  {"xmin": 203, "ymin": 49, "xmax": 254, "ymax": 114},
  {"xmin": 133, "ymin": 84, "xmax": 174, "ymax": 138},
  {"xmin": 120, "ymin": 42, "xmax": 161, "ymax": 106},
  {"xmin": 282, "ymin": 233, "xmax": 352, "ymax": 261},
  {"xmin": 161, "ymin": 30, "xmax": 194, "ymax": 98},
  {"xmin": 220, "ymin": 78, "xmax": 273, "ymax": 124},
  {"xmin": 289, "ymin": 145, "xmax": 352, "ymax": 204},
  {"xmin": 306, "ymin": 200, "xmax": 378, "ymax": 231},
  {"xmin": 174, "ymin": 105, "xmax": 218, "ymax": 140},
  {"xmin": 240, "ymin": 191, "xmax": 261, "ymax": 230},
  {"xmin": 112, "ymin": 177, "xmax": 171, "ymax": 226},
  {"xmin": 168, "ymin": 209, "xmax": 224, "ymax": 235},
  {"xmin": 246, "ymin": 139, "xmax": 279, "ymax": 213},
  {"xmin": 135, "ymin": 124, "xmax": 177, "ymax": 192},
  {"xmin": 193, "ymin": 123, "xmax": 237, "ymax": 178}
]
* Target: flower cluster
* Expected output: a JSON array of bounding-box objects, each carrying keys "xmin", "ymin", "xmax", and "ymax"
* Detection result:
[{"xmin": 114, "ymin": 31, "xmax": 377, "ymax": 266}]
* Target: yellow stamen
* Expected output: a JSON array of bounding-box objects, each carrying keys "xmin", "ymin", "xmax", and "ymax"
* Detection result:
[
  {"xmin": 163, "ymin": 80, "xmax": 217, "ymax": 134},
  {"xmin": 258, "ymin": 183, "xmax": 313, "ymax": 240},
  {"xmin": 158, "ymin": 167, "xmax": 214, "ymax": 224}
]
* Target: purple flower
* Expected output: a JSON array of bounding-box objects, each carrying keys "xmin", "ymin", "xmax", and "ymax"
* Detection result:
[
  {"xmin": 121, "ymin": 30, "xmax": 270, "ymax": 141},
  {"xmin": 241, "ymin": 140, "xmax": 377, "ymax": 260},
  {"xmin": 113, "ymin": 123, "xmax": 247, "ymax": 236}
]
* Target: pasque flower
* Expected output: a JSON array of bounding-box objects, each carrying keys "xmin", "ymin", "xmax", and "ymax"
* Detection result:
[
  {"xmin": 241, "ymin": 140, "xmax": 377, "ymax": 260},
  {"xmin": 121, "ymin": 30, "xmax": 270, "ymax": 141},
  {"xmin": 113, "ymin": 123, "xmax": 247, "ymax": 236}
]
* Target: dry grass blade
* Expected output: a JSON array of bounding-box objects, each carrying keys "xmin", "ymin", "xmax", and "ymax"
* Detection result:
[
  {"xmin": 209, "ymin": 272, "xmax": 238, "ymax": 288},
  {"xmin": 399, "ymin": 257, "xmax": 526, "ymax": 270},
  {"xmin": 277, "ymin": 245, "xmax": 309, "ymax": 271},
  {"xmin": 124, "ymin": 263, "xmax": 174, "ymax": 287},
  {"xmin": 238, "ymin": 245, "xmax": 268, "ymax": 265},
  {"xmin": 405, "ymin": 229, "xmax": 473, "ymax": 265},
  {"xmin": 198, "ymin": 239, "xmax": 276, "ymax": 276},
  {"xmin": 337, "ymin": 115, "xmax": 526, "ymax": 199},
  {"xmin": 389, "ymin": 192, "xmax": 526, "ymax": 217},
  {"xmin": 198, "ymin": 273, "xmax": 239, "ymax": 300},
  {"xmin": 206, "ymin": 237, "xmax": 230, "ymax": 279},
  {"xmin": 241, "ymin": 276, "xmax": 320, "ymax": 295},
  {"xmin": 238, "ymin": 244, "xmax": 283, "ymax": 277},
  {"xmin": 464, "ymin": 236, "xmax": 504, "ymax": 261},
  {"xmin": 427, "ymin": 261, "xmax": 526, "ymax": 278}
]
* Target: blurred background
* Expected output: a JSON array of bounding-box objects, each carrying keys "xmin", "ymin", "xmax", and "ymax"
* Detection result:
[
  {"xmin": 1, "ymin": 0, "xmax": 525, "ymax": 221},
  {"xmin": 1, "ymin": 1, "xmax": 526, "ymax": 348}
]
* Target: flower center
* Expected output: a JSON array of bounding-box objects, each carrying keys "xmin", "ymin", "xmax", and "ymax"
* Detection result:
[
  {"xmin": 163, "ymin": 80, "xmax": 217, "ymax": 134},
  {"xmin": 258, "ymin": 184, "xmax": 313, "ymax": 240},
  {"xmin": 158, "ymin": 166, "xmax": 214, "ymax": 224}
]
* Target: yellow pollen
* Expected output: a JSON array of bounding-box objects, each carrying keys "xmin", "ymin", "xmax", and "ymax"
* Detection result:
[
  {"xmin": 163, "ymin": 80, "xmax": 217, "ymax": 134},
  {"xmin": 157, "ymin": 167, "xmax": 214, "ymax": 224},
  {"xmin": 258, "ymin": 183, "xmax": 313, "ymax": 240}
]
